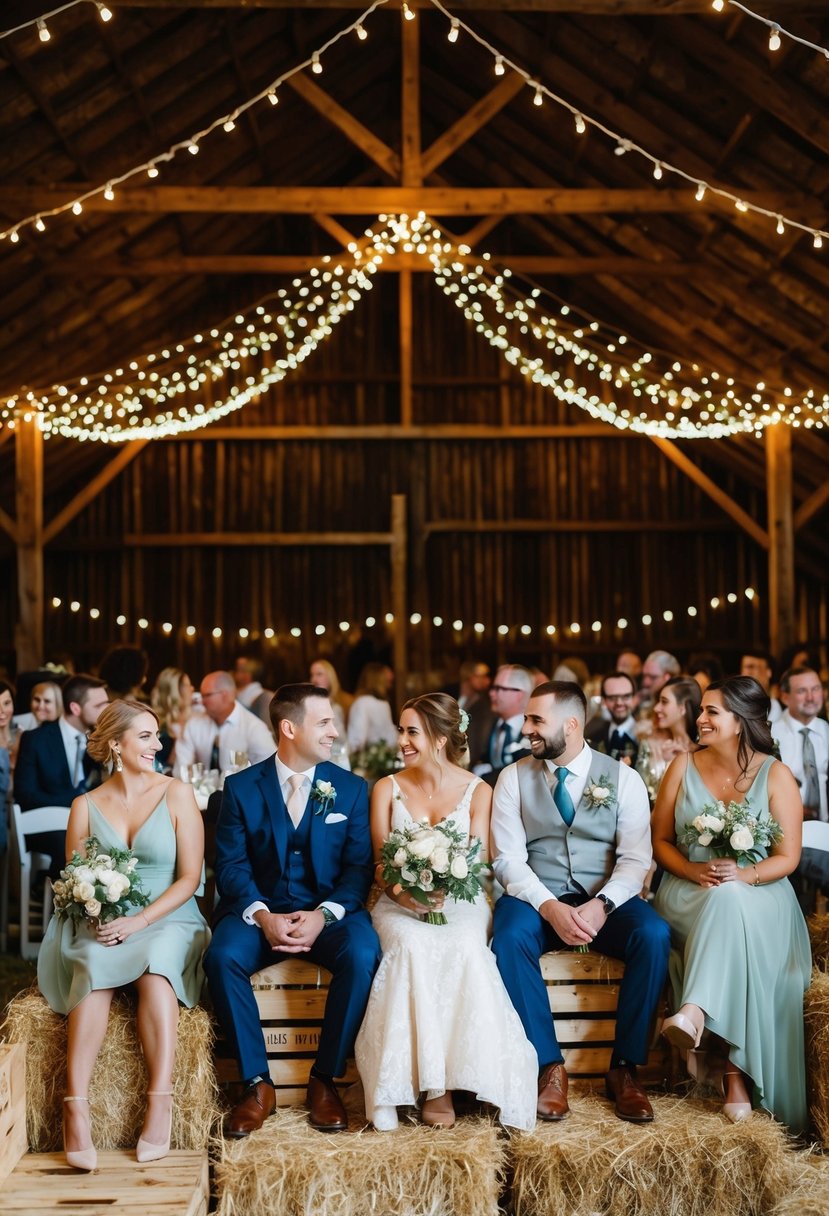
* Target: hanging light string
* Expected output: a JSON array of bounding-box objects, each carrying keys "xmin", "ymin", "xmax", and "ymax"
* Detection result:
[
  {"xmin": 0, "ymin": 0, "xmax": 388, "ymax": 245},
  {"xmin": 3, "ymin": 214, "xmax": 827, "ymax": 441},
  {"xmin": 0, "ymin": 0, "xmax": 110, "ymax": 43},
  {"xmin": 713, "ymin": 0, "xmax": 829, "ymax": 59},
  {"xmin": 425, "ymin": 0, "xmax": 828, "ymax": 251},
  {"xmin": 46, "ymin": 584, "xmax": 760, "ymax": 646}
]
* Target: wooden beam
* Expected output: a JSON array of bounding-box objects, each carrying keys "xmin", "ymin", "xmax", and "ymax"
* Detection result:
[
  {"xmin": 311, "ymin": 214, "xmax": 358, "ymax": 248},
  {"xmin": 399, "ymin": 269, "xmax": 413, "ymax": 427},
  {"xmin": 165, "ymin": 424, "xmax": 637, "ymax": 440},
  {"xmin": 123, "ymin": 531, "xmax": 395, "ymax": 546},
  {"xmin": 457, "ymin": 215, "xmax": 503, "ymax": 247},
  {"xmin": 0, "ymin": 504, "xmax": 17, "ymax": 544},
  {"xmin": 648, "ymin": 436, "xmax": 770, "ymax": 549},
  {"xmin": 391, "ymin": 493, "xmax": 407, "ymax": 716},
  {"xmin": 793, "ymin": 478, "xmax": 829, "ymax": 532},
  {"xmin": 424, "ymin": 518, "xmax": 736, "ymax": 533},
  {"xmin": 766, "ymin": 424, "xmax": 796, "ymax": 656},
  {"xmin": 286, "ymin": 74, "xmax": 401, "ymax": 179},
  {"xmin": 400, "ymin": 6, "xmax": 421, "ymax": 187},
  {"xmin": 105, "ymin": 1, "xmax": 828, "ymax": 12},
  {"xmin": 421, "ymin": 73, "xmax": 526, "ymax": 177},
  {"xmin": 15, "ymin": 417, "xmax": 43, "ymax": 671},
  {"xmin": 43, "ymin": 440, "xmax": 148, "ymax": 544},
  {"xmin": 44, "ymin": 255, "xmax": 709, "ymax": 277},
  {"xmin": 3, "ymin": 186, "xmax": 812, "ymax": 216}
]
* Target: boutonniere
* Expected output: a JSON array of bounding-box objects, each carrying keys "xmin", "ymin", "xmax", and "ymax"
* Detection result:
[
  {"xmin": 583, "ymin": 776, "xmax": 615, "ymax": 809},
  {"xmin": 311, "ymin": 779, "xmax": 337, "ymax": 815}
]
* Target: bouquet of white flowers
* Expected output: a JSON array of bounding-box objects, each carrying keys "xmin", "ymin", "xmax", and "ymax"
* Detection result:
[
  {"xmin": 52, "ymin": 836, "xmax": 150, "ymax": 925},
  {"xmin": 681, "ymin": 797, "xmax": 783, "ymax": 864},
  {"xmin": 379, "ymin": 819, "xmax": 488, "ymax": 925}
]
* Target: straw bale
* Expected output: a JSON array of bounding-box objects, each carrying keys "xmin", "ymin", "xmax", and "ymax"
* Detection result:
[
  {"xmin": 805, "ymin": 966, "xmax": 829, "ymax": 1148},
  {"xmin": 4, "ymin": 988, "xmax": 220, "ymax": 1151},
  {"xmin": 510, "ymin": 1093, "xmax": 825, "ymax": 1216},
  {"xmin": 214, "ymin": 1107, "xmax": 506, "ymax": 1216},
  {"xmin": 807, "ymin": 914, "xmax": 829, "ymax": 971}
]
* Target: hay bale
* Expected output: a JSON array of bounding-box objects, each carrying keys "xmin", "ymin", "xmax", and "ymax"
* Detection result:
[
  {"xmin": 807, "ymin": 914, "xmax": 829, "ymax": 971},
  {"xmin": 4, "ymin": 988, "xmax": 220, "ymax": 1151},
  {"xmin": 214, "ymin": 1108, "xmax": 506, "ymax": 1216},
  {"xmin": 805, "ymin": 966, "xmax": 829, "ymax": 1148},
  {"xmin": 767, "ymin": 1152, "xmax": 829, "ymax": 1216},
  {"xmin": 510, "ymin": 1093, "xmax": 824, "ymax": 1216}
]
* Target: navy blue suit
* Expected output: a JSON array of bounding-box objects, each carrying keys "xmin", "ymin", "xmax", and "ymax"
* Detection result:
[
  {"xmin": 203, "ymin": 758, "xmax": 381, "ymax": 1082},
  {"xmin": 14, "ymin": 720, "xmax": 97, "ymax": 876}
]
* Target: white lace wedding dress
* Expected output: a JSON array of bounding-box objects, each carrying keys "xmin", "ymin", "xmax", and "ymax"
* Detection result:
[{"xmin": 355, "ymin": 776, "xmax": 538, "ymax": 1131}]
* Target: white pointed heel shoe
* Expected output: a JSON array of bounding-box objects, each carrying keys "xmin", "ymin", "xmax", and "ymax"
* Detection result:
[
  {"xmin": 136, "ymin": 1090, "xmax": 173, "ymax": 1163},
  {"xmin": 661, "ymin": 1004, "xmax": 705, "ymax": 1051},
  {"xmin": 63, "ymin": 1096, "xmax": 97, "ymax": 1171}
]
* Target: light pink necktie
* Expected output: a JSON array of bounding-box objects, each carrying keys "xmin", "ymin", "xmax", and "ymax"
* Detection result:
[{"xmin": 286, "ymin": 774, "xmax": 307, "ymax": 828}]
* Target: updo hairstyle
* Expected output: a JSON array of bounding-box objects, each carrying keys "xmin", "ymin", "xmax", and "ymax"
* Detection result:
[
  {"xmin": 86, "ymin": 699, "xmax": 159, "ymax": 767},
  {"xmin": 401, "ymin": 692, "xmax": 469, "ymax": 765}
]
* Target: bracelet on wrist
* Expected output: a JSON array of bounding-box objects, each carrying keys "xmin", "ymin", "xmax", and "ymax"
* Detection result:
[{"xmin": 752, "ymin": 865, "xmax": 761, "ymax": 887}]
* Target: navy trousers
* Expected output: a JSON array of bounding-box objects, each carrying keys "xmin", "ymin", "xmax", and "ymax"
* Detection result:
[
  {"xmin": 204, "ymin": 910, "xmax": 381, "ymax": 1082},
  {"xmin": 492, "ymin": 894, "xmax": 670, "ymax": 1070}
]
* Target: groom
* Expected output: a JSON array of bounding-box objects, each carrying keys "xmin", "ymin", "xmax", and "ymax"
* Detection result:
[
  {"xmin": 491, "ymin": 681, "xmax": 670, "ymax": 1123},
  {"xmin": 204, "ymin": 684, "xmax": 380, "ymax": 1135}
]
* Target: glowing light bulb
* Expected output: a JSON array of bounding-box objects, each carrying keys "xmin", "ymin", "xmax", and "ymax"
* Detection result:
[
  {"xmin": 147, "ymin": 164, "xmax": 159, "ymax": 178},
  {"xmin": 72, "ymin": 201, "xmax": 83, "ymax": 215},
  {"xmin": 533, "ymin": 86, "xmax": 543, "ymax": 107},
  {"xmin": 138, "ymin": 617, "xmax": 149, "ymax": 629},
  {"xmin": 432, "ymin": 616, "xmax": 443, "ymax": 626},
  {"xmin": 735, "ymin": 199, "xmax": 749, "ymax": 213},
  {"xmin": 223, "ymin": 119, "xmax": 236, "ymax": 132},
  {"xmin": 448, "ymin": 18, "xmax": 459, "ymax": 41},
  {"xmin": 264, "ymin": 627, "xmax": 275, "ymax": 639},
  {"xmin": 474, "ymin": 622, "xmax": 485, "ymax": 634},
  {"xmin": 402, "ymin": 3, "xmax": 415, "ymax": 20},
  {"xmin": 574, "ymin": 113, "xmax": 586, "ymax": 135},
  {"xmin": 712, "ymin": 0, "xmax": 725, "ymax": 11},
  {"xmin": 97, "ymin": 3, "xmax": 113, "ymax": 20},
  {"xmin": 776, "ymin": 216, "xmax": 785, "ymax": 235},
  {"xmin": 267, "ymin": 89, "xmax": 279, "ymax": 106},
  {"xmin": 570, "ymin": 622, "xmax": 581, "ymax": 634},
  {"xmin": 617, "ymin": 618, "xmax": 628, "ymax": 629},
  {"xmin": 695, "ymin": 183, "xmax": 707, "ymax": 202},
  {"xmin": 52, "ymin": 597, "xmax": 62, "ymax": 608},
  {"xmin": 311, "ymin": 51, "xmax": 322, "ymax": 74},
  {"xmin": 452, "ymin": 619, "xmax": 463, "ymax": 631},
  {"xmin": 768, "ymin": 25, "xmax": 781, "ymax": 51},
  {"xmin": 384, "ymin": 613, "xmax": 394, "ymax": 624},
  {"xmin": 494, "ymin": 55, "xmax": 504, "ymax": 76},
  {"xmin": 315, "ymin": 624, "xmax": 325, "ymax": 635},
  {"xmin": 70, "ymin": 601, "xmax": 81, "ymax": 613},
  {"xmin": 116, "ymin": 614, "xmax": 127, "ymax": 626},
  {"xmin": 641, "ymin": 614, "xmax": 652, "ymax": 626},
  {"xmin": 745, "ymin": 587, "xmax": 756, "ymax": 600},
  {"xmin": 355, "ymin": 23, "xmax": 367, "ymax": 40},
  {"xmin": 104, "ymin": 184, "xmax": 114, "ymax": 201},
  {"xmin": 365, "ymin": 616, "xmax": 376, "ymax": 627},
  {"xmin": 410, "ymin": 612, "xmax": 422, "ymax": 624},
  {"xmin": 687, "ymin": 606, "xmax": 698, "ymax": 617},
  {"xmin": 9, "ymin": 230, "xmax": 19, "ymax": 243},
  {"xmin": 339, "ymin": 621, "xmax": 350, "ymax": 631},
  {"xmin": 185, "ymin": 625, "xmax": 196, "ymax": 637},
  {"xmin": 37, "ymin": 18, "xmax": 50, "ymax": 41},
  {"xmin": 546, "ymin": 625, "xmax": 556, "ymax": 635},
  {"xmin": 814, "ymin": 233, "xmax": 824, "ymax": 250},
  {"xmin": 652, "ymin": 162, "xmax": 663, "ymax": 181},
  {"xmin": 663, "ymin": 610, "xmax": 674, "ymax": 622},
  {"xmin": 238, "ymin": 627, "xmax": 249, "ymax": 638},
  {"xmin": 162, "ymin": 622, "xmax": 173, "ymax": 634},
  {"xmin": 591, "ymin": 620, "xmax": 602, "ymax": 632}
]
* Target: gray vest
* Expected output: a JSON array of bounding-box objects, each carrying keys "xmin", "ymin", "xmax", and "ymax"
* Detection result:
[{"xmin": 516, "ymin": 749, "xmax": 623, "ymax": 898}]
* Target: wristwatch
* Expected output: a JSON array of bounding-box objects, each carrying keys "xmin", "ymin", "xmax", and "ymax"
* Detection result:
[
  {"xmin": 318, "ymin": 906, "xmax": 337, "ymax": 927},
  {"xmin": 597, "ymin": 894, "xmax": 616, "ymax": 915}
]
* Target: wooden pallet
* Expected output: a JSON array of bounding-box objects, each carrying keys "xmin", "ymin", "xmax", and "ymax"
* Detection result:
[
  {"xmin": 0, "ymin": 1044, "xmax": 27, "ymax": 1186},
  {"xmin": 0, "ymin": 1151, "xmax": 209, "ymax": 1216},
  {"xmin": 541, "ymin": 950, "xmax": 669, "ymax": 1086}
]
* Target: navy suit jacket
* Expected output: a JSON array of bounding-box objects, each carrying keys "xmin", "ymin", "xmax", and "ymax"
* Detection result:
[
  {"xmin": 14, "ymin": 720, "xmax": 96, "ymax": 811},
  {"xmin": 213, "ymin": 757, "xmax": 373, "ymax": 924}
]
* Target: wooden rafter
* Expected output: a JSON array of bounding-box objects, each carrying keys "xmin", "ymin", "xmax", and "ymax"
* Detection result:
[
  {"xmin": 421, "ymin": 72, "xmax": 526, "ymax": 177},
  {"xmin": 43, "ymin": 441, "xmax": 149, "ymax": 544},
  {"xmin": 287, "ymin": 73, "xmax": 401, "ymax": 178},
  {"xmin": 794, "ymin": 480, "xmax": 829, "ymax": 533},
  {"xmin": 105, "ymin": 1, "xmax": 829, "ymax": 12}
]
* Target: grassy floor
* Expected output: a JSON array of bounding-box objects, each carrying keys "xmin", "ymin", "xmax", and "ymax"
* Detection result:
[{"xmin": 0, "ymin": 951, "xmax": 37, "ymax": 1028}]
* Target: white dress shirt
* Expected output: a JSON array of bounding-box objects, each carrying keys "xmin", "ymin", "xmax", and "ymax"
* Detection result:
[
  {"xmin": 175, "ymin": 701, "xmax": 274, "ymax": 770},
  {"xmin": 237, "ymin": 682, "xmax": 264, "ymax": 709},
  {"xmin": 772, "ymin": 710, "xmax": 829, "ymax": 821},
  {"xmin": 473, "ymin": 712, "xmax": 526, "ymax": 777},
  {"xmin": 242, "ymin": 752, "xmax": 344, "ymax": 924},
  {"xmin": 346, "ymin": 695, "xmax": 398, "ymax": 752},
  {"xmin": 491, "ymin": 741, "xmax": 652, "ymax": 912},
  {"xmin": 59, "ymin": 715, "xmax": 88, "ymax": 783}
]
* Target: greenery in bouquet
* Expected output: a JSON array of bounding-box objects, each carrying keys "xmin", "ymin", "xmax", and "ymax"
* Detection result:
[
  {"xmin": 681, "ymin": 797, "xmax": 783, "ymax": 864},
  {"xmin": 52, "ymin": 835, "xmax": 150, "ymax": 925},
  {"xmin": 350, "ymin": 740, "xmax": 401, "ymax": 780},
  {"xmin": 379, "ymin": 818, "xmax": 489, "ymax": 925}
]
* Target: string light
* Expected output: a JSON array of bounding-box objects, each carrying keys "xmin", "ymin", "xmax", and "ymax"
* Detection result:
[
  {"xmin": 652, "ymin": 162, "xmax": 663, "ymax": 181},
  {"xmin": 574, "ymin": 113, "xmax": 586, "ymax": 135},
  {"xmin": 695, "ymin": 183, "xmax": 707, "ymax": 202},
  {"xmin": 768, "ymin": 24, "xmax": 781, "ymax": 51},
  {"xmin": 494, "ymin": 54, "xmax": 504, "ymax": 76},
  {"xmin": 311, "ymin": 51, "xmax": 322, "ymax": 74},
  {"xmin": 355, "ymin": 23, "xmax": 367, "ymax": 40},
  {"xmin": 714, "ymin": 0, "xmax": 829, "ymax": 61},
  {"xmin": 103, "ymin": 184, "xmax": 114, "ymax": 201},
  {"xmin": 147, "ymin": 164, "xmax": 159, "ymax": 178},
  {"xmin": 37, "ymin": 19, "xmax": 51, "ymax": 41},
  {"xmin": 776, "ymin": 216, "xmax": 785, "ymax": 236},
  {"xmin": 532, "ymin": 85, "xmax": 543, "ymax": 107},
  {"xmin": 402, "ymin": 2, "xmax": 415, "ymax": 19},
  {"xmin": 447, "ymin": 17, "xmax": 459, "ymax": 42},
  {"xmin": 96, "ymin": 2, "xmax": 113, "ymax": 20}
]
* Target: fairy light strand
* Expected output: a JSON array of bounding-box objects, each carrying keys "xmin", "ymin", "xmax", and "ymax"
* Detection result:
[
  {"xmin": 719, "ymin": 1, "xmax": 829, "ymax": 60},
  {"xmin": 426, "ymin": 0, "xmax": 829, "ymax": 249}
]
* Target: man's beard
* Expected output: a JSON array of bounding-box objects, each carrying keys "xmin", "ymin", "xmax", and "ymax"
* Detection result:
[{"xmin": 531, "ymin": 727, "xmax": 567, "ymax": 760}]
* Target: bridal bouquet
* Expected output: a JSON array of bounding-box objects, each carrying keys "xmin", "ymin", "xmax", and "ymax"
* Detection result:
[
  {"xmin": 379, "ymin": 819, "xmax": 488, "ymax": 925},
  {"xmin": 52, "ymin": 836, "xmax": 150, "ymax": 925},
  {"xmin": 681, "ymin": 798, "xmax": 783, "ymax": 864}
]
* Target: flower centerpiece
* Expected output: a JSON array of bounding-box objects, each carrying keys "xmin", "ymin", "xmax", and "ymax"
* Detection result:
[
  {"xmin": 52, "ymin": 836, "xmax": 150, "ymax": 925},
  {"xmin": 681, "ymin": 797, "xmax": 783, "ymax": 863},
  {"xmin": 378, "ymin": 819, "xmax": 488, "ymax": 925},
  {"xmin": 350, "ymin": 740, "xmax": 401, "ymax": 781}
]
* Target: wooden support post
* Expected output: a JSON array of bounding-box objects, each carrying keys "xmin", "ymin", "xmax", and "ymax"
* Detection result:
[
  {"xmin": 766, "ymin": 423, "xmax": 795, "ymax": 658},
  {"xmin": 15, "ymin": 418, "xmax": 44, "ymax": 671},
  {"xmin": 391, "ymin": 494, "xmax": 408, "ymax": 711},
  {"xmin": 400, "ymin": 9, "xmax": 421, "ymax": 187},
  {"xmin": 399, "ymin": 269, "xmax": 413, "ymax": 428}
]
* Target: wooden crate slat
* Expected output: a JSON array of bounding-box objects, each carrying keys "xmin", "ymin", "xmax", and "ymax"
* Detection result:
[
  {"xmin": 254, "ymin": 989, "xmax": 329, "ymax": 1019},
  {"xmin": 554, "ymin": 1017, "xmax": 618, "ymax": 1043},
  {"xmin": 547, "ymin": 984, "xmax": 621, "ymax": 1013},
  {"xmin": 252, "ymin": 961, "xmax": 332, "ymax": 988},
  {"xmin": 561, "ymin": 1046, "xmax": 614, "ymax": 1073},
  {"xmin": 0, "ymin": 1044, "xmax": 27, "ymax": 1186},
  {"xmin": 0, "ymin": 1151, "xmax": 208, "ymax": 1216},
  {"xmin": 274, "ymin": 1086, "xmax": 310, "ymax": 1107},
  {"xmin": 540, "ymin": 952, "xmax": 626, "ymax": 982},
  {"xmin": 264, "ymin": 1026, "xmax": 322, "ymax": 1053},
  {"xmin": 267, "ymin": 1057, "xmax": 359, "ymax": 1086}
]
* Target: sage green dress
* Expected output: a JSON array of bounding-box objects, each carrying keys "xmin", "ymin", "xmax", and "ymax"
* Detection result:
[
  {"xmin": 654, "ymin": 754, "xmax": 811, "ymax": 1132},
  {"xmin": 37, "ymin": 793, "xmax": 210, "ymax": 1012}
]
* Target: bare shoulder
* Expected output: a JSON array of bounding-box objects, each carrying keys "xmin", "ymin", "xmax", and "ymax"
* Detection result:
[{"xmin": 164, "ymin": 777, "xmax": 199, "ymax": 813}]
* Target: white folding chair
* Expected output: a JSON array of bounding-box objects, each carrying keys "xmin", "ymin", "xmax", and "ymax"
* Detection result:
[
  {"xmin": 802, "ymin": 821, "xmax": 829, "ymax": 852},
  {"xmin": 10, "ymin": 803, "xmax": 70, "ymax": 960}
]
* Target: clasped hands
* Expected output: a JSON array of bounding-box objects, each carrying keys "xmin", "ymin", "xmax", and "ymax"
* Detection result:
[
  {"xmin": 540, "ymin": 897, "xmax": 608, "ymax": 947},
  {"xmin": 691, "ymin": 858, "xmax": 744, "ymax": 888},
  {"xmin": 255, "ymin": 908, "xmax": 326, "ymax": 952}
]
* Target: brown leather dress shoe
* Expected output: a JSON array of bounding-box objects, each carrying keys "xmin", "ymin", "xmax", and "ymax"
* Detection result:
[
  {"xmin": 225, "ymin": 1080, "xmax": 276, "ymax": 1138},
  {"xmin": 605, "ymin": 1066, "xmax": 654, "ymax": 1123},
  {"xmin": 306, "ymin": 1075, "xmax": 348, "ymax": 1132},
  {"xmin": 537, "ymin": 1062, "xmax": 569, "ymax": 1121}
]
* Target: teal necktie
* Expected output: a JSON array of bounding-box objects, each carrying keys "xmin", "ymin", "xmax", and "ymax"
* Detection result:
[{"xmin": 554, "ymin": 766, "xmax": 575, "ymax": 827}]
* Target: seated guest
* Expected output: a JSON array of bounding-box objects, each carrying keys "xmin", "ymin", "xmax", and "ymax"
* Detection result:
[
  {"xmin": 0, "ymin": 680, "xmax": 14, "ymax": 859},
  {"xmin": 309, "ymin": 658, "xmax": 352, "ymax": 739},
  {"xmin": 687, "ymin": 652, "xmax": 723, "ymax": 696},
  {"xmin": 491, "ymin": 681, "xmax": 670, "ymax": 1124},
  {"xmin": 356, "ymin": 694, "xmax": 537, "ymax": 1131},
  {"xmin": 232, "ymin": 657, "xmax": 273, "ymax": 729},
  {"xmin": 37, "ymin": 700, "xmax": 209, "ymax": 1170},
  {"xmin": 637, "ymin": 650, "xmax": 681, "ymax": 719},
  {"xmin": 150, "ymin": 668, "xmax": 194, "ymax": 771},
  {"xmin": 653, "ymin": 677, "xmax": 810, "ymax": 1131},
  {"xmin": 739, "ymin": 649, "xmax": 782, "ymax": 724},
  {"xmin": 13, "ymin": 679, "xmax": 64, "ymax": 735},
  {"xmin": 204, "ymin": 684, "xmax": 380, "ymax": 1135},
  {"xmin": 772, "ymin": 666, "xmax": 829, "ymax": 911},
  {"xmin": 585, "ymin": 672, "xmax": 639, "ymax": 765},
  {"xmin": 347, "ymin": 662, "xmax": 398, "ymax": 754},
  {"xmin": 175, "ymin": 671, "xmax": 274, "ymax": 772},
  {"xmin": 616, "ymin": 650, "xmax": 643, "ymax": 684},
  {"xmin": 473, "ymin": 664, "xmax": 534, "ymax": 788},
  {"xmin": 635, "ymin": 677, "xmax": 701, "ymax": 805},
  {"xmin": 98, "ymin": 646, "xmax": 149, "ymax": 702},
  {"xmin": 15, "ymin": 674, "xmax": 109, "ymax": 879}
]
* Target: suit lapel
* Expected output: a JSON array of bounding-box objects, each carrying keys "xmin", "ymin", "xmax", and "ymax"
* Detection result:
[
  {"xmin": 258, "ymin": 763, "xmax": 288, "ymax": 870},
  {"xmin": 308, "ymin": 763, "xmax": 328, "ymax": 872}
]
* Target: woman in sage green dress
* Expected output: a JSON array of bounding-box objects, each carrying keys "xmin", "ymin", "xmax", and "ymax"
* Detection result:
[
  {"xmin": 652, "ymin": 676, "xmax": 810, "ymax": 1133},
  {"xmin": 37, "ymin": 699, "xmax": 210, "ymax": 1171}
]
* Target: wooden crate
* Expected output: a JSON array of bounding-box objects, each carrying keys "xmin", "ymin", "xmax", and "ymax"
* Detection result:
[
  {"xmin": 541, "ymin": 951, "xmax": 669, "ymax": 1086},
  {"xmin": 0, "ymin": 1151, "xmax": 209, "ymax": 1216},
  {"xmin": 214, "ymin": 959, "xmax": 358, "ymax": 1106},
  {"xmin": 0, "ymin": 1044, "xmax": 27, "ymax": 1186}
]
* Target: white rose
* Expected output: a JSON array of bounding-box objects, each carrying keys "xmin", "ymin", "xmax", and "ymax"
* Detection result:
[
  {"xmin": 430, "ymin": 847, "xmax": 450, "ymax": 874},
  {"xmin": 730, "ymin": 826, "xmax": 754, "ymax": 851},
  {"xmin": 450, "ymin": 856, "xmax": 468, "ymax": 880},
  {"xmin": 94, "ymin": 854, "xmax": 112, "ymax": 866},
  {"xmin": 94, "ymin": 867, "xmax": 113, "ymax": 885},
  {"xmin": 697, "ymin": 832, "xmax": 713, "ymax": 847},
  {"xmin": 702, "ymin": 815, "xmax": 725, "ymax": 833},
  {"xmin": 74, "ymin": 866, "xmax": 95, "ymax": 885},
  {"xmin": 76, "ymin": 881, "xmax": 95, "ymax": 902},
  {"xmin": 392, "ymin": 848, "xmax": 408, "ymax": 868},
  {"xmin": 106, "ymin": 884, "xmax": 124, "ymax": 902},
  {"xmin": 316, "ymin": 781, "xmax": 334, "ymax": 796},
  {"xmin": 84, "ymin": 899, "xmax": 102, "ymax": 918},
  {"xmin": 401, "ymin": 868, "xmax": 418, "ymax": 884},
  {"xmin": 591, "ymin": 786, "xmax": 609, "ymax": 800},
  {"xmin": 420, "ymin": 869, "xmax": 434, "ymax": 889},
  {"xmin": 691, "ymin": 815, "xmax": 707, "ymax": 833},
  {"xmin": 408, "ymin": 834, "xmax": 438, "ymax": 860}
]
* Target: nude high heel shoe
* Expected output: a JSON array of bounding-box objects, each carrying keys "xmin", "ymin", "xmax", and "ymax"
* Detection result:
[
  {"xmin": 722, "ymin": 1070, "xmax": 752, "ymax": 1123},
  {"xmin": 136, "ymin": 1090, "xmax": 173, "ymax": 1163},
  {"xmin": 420, "ymin": 1092, "xmax": 456, "ymax": 1128},
  {"xmin": 661, "ymin": 1003, "xmax": 705, "ymax": 1051},
  {"xmin": 63, "ymin": 1096, "xmax": 97, "ymax": 1171}
]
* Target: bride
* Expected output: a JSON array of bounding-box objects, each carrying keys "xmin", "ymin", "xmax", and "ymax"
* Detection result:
[{"xmin": 355, "ymin": 693, "xmax": 537, "ymax": 1131}]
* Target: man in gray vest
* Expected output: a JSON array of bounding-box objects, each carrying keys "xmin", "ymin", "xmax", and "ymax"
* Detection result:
[{"xmin": 491, "ymin": 681, "xmax": 670, "ymax": 1123}]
